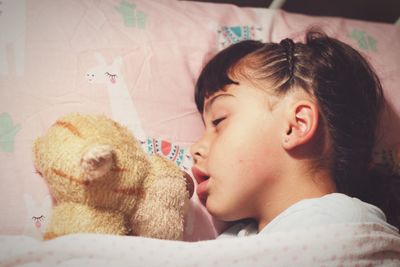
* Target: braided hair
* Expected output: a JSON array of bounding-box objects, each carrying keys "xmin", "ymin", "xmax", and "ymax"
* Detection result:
[{"xmin": 279, "ymin": 38, "xmax": 296, "ymax": 89}]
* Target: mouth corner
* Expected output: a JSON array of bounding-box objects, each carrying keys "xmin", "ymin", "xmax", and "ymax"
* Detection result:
[{"xmin": 191, "ymin": 166, "xmax": 209, "ymax": 184}]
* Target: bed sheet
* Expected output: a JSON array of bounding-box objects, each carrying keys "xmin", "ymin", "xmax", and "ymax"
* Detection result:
[
  {"xmin": 1, "ymin": 0, "xmax": 400, "ymax": 243},
  {"xmin": 1, "ymin": 223, "xmax": 400, "ymax": 266}
]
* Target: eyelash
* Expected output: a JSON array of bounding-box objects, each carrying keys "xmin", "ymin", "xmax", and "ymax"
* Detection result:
[
  {"xmin": 212, "ymin": 117, "xmax": 226, "ymax": 127},
  {"xmin": 32, "ymin": 215, "xmax": 45, "ymax": 221},
  {"xmin": 105, "ymin": 72, "xmax": 117, "ymax": 79}
]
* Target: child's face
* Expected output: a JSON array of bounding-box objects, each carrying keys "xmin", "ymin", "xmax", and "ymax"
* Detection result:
[{"xmin": 191, "ymin": 81, "xmax": 288, "ymax": 222}]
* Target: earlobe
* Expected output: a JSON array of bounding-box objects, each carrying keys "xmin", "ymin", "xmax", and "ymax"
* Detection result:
[{"xmin": 282, "ymin": 101, "xmax": 319, "ymax": 150}]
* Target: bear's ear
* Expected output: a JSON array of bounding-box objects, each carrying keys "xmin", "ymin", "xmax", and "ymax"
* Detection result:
[{"xmin": 80, "ymin": 144, "xmax": 114, "ymax": 180}]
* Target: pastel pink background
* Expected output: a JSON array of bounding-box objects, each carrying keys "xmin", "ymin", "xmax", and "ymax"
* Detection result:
[{"xmin": 0, "ymin": 0, "xmax": 399, "ymax": 241}]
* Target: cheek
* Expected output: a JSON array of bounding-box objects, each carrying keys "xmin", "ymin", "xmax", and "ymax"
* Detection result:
[
  {"xmin": 236, "ymin": 137, "xmax": 277, "ymax": 176},
  {"xmin": 209, "ymin": 123, "xmax": 276, "ymax": 175}
]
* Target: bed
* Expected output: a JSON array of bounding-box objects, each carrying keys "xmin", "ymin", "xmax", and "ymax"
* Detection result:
[{"xmin": 1, "ymin": 0, "xmax": 400, "ymax": 266}]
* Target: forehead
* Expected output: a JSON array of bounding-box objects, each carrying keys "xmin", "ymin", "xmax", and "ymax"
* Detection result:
[
  {"xmin": 203, "ymin": 82, "xmax": 279, "ymax": 114},
  {"xmin": 204, "ymin": 91, "xmax": 234, "ymax": 113},
  {"xmin": 195, "ymin": 62, "xmax": 257, "ymax": 114}
]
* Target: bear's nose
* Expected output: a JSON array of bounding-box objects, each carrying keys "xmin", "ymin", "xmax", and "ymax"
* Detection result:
[{"xmin": 183, "ymin": 171, "xmax": 195, "ymax": 199}]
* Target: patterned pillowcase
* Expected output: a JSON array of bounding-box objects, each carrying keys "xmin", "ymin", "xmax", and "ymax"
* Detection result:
[{"xmin": 1, "ymin": 0, "xmax": 399, "ymax": 241}]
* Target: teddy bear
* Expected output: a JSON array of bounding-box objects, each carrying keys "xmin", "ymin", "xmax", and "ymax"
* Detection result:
[{"xmin": 33, "ymin": 113, "xmax": 193, "ymax": 240}]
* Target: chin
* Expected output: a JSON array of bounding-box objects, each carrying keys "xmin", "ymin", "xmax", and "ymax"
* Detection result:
[
  {"xmin": 206, "ymin": 201, "xmax": 238, "ymax": 222},
  {"xmin": 205, "ymin": 200, "xmax": 222, "ymax": 219}
]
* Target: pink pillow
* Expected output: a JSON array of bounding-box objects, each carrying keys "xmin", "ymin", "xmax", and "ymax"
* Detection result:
[{"xmin": 1, "ymin": 0, "xmax": 399, "ymax": 241}]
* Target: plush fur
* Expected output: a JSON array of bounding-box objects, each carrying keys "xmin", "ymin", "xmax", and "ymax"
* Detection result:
[{"xmin": 33, "ymin": 113, "xmax": 190, "ymax": 240}]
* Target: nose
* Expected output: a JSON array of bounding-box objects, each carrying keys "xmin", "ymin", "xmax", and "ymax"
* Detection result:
[{"xmin": 190, "ymin": 134, "xmax": 209, "ymax": 164}]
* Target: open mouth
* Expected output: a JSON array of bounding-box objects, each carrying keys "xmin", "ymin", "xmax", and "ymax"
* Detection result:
[
  {"xmin": 191, "ymin": 167, "xmax": 209, "ymax": 184},
  {"xmin": 191, "ymin": 166, "xmax": 210, "ymax": 201}
]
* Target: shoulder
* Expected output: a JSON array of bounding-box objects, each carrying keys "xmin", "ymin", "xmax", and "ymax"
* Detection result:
[
  {"xmin": 260, "ymin": 193, "xmax": 393, "ymax": 234},
  {"xmin": 312, "ymin": 193, "xmax": 388, "ymax": 224}
]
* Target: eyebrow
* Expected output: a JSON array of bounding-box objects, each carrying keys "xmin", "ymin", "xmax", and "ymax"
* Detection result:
[{"xmin": 204, "ymin": 93, "xmax": 235, "ymax": 114}]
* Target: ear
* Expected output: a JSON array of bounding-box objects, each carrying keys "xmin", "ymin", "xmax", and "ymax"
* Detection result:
[
  {"xmin": 282, "ymin": 100, "xmax": 319, "ymax": 150},
  {"xmin": 81, "ymin": 144, "xmax": 114, "ymax": 180},
  {"xmin": 94, "ymin": 52, "xmax": 107, "ymax": 66},
  {"xmin": 112, "ymin": 56, "xmax": 123, "ymax": 68}
]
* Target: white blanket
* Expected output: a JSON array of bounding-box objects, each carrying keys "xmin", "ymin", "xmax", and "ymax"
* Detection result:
[{"xmin": 1, "ymin": 223, "xmax": 399, "ymax": 267}]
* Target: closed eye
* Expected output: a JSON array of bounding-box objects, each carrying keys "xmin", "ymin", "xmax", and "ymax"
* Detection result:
[
  {"xmin": 105, "ymin": 72, "xmax": 117, "ymax": 79},
  {"xmin": 212, "ymin": 117, "xmax": 226, "ymax": 127},
  {"xmin": 32, "ymin": 215, "xmax": 45, "ymax": 222}
]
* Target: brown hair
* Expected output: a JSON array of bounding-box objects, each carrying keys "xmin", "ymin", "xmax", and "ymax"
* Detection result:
[{"xmin": 194, "ymin": 30, "xmax": 400, "ymax": 229}]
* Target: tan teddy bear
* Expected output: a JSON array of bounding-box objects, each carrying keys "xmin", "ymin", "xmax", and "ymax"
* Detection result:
[{"xmin": 33, "ymin": 113, "xmax": 193, "ymax": 240}]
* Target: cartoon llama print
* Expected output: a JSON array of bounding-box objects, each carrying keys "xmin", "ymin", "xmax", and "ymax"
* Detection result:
[
  {"xmin": 23, "ymin": 194, "xmax": 52, "ymax": 240},
  {"xmin": 0, "ymin": 0, "xmax": 26, "ymax": 76},
  {"xmin": 86, "ymin": 52, "xmax": 146, "ymax": 142},
  {"xmin": 86, "ymin": 53, "xmax": 194, "ymax": 172}
]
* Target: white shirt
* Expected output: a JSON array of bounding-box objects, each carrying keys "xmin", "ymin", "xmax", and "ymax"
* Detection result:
[{"xmin": 218, "ymin": 193, "xmax": 398, "ymax": 238}]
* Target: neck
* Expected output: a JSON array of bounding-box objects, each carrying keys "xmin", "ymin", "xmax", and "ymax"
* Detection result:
[{"xmin": 257, "ymin": 166, "xmax": 336, "ymax": 232}]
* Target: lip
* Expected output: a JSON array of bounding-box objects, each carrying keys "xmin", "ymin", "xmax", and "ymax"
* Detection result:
[{"xmin": 191, "ymin": 166, "xmax": 210, "ymax": 201}]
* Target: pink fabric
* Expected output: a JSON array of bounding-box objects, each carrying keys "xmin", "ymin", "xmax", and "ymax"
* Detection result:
[{"xmin": 0, "ymin": 0, "xmax": 399, "ymax": 242}]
